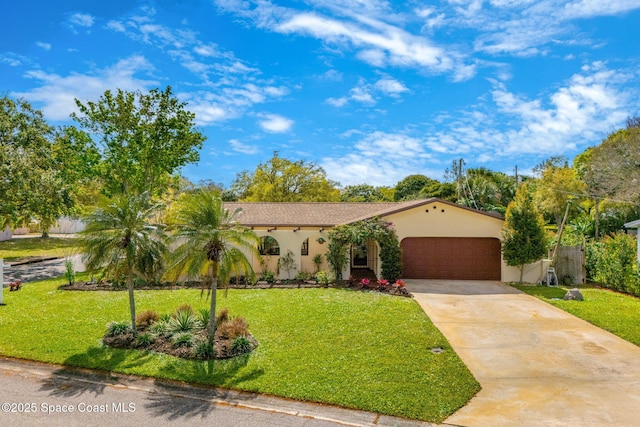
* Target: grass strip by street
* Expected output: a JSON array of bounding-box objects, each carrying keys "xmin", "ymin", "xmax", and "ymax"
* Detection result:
[
  {"xmin": 0, "ymin": 237, "xmax": 80, "ymax": 261},
  {"xmin": 512, "ymin": 284, "xmax": 640, "ymax": 346},
  {"xmin": 0, "ymin": 276, "xmax": 480, "ymax": 423}
]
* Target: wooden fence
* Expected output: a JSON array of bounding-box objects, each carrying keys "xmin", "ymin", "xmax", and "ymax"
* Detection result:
[{"xmin": 554, "ymin": 245, "xmax": 586, "ymax": 285}]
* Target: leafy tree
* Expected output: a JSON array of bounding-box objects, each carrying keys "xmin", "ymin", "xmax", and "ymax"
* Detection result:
[
  {"xmin": 419, "ymin": 181, "xmax": 457, "ymax": 201},
  {"xmin": 0, "ymin": 96, "xmax": 77, "ymax": 235},
  {"xmin": 81, "ymin": 193, "xmax": 167, "ymax": 333},
  {"xmin": 166, "ymin": 189, "xmax": 259, "ymax": 344},
  {"xmin": 52, "ymin": 126, "xmax": 102, "ymax": 213},
  {"xmin": 232, "ymin": 152, "xmax": 340, "ymax": 202},
  {"xmin": 531, "ymin": 158, "xmax": 585, "ymax": 226},
  {"xmin": 394, "ymin": 174, "xmax": 437, "ymax": 201},
  {"xmin": 575, "ymin": 122, "xmax": 640, "ymax": 237},
  {"xmin": 340, "ymin": 184, "xmax": 392, "ymax": 202},
  {"xmin": 457, "ymin": 168, "xmax": 517, "ymax": 214},
  {"xmin": 579, "ymin": 124, "xmax": 640, "ymax": 203},
  {"xmin": 73, "ymin": 86, "xmax": 205, "ymax": 197},
  {"xmin": 502, "ymin": 184, "xmax": 549, "ymax": 282}
]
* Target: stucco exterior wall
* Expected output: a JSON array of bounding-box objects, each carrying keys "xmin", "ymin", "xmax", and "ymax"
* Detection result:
[
  {"xmin": 381, "ymin": 201, "xmax": 539, "ymax": 283},
  {"xmin": 251, "ymin": 227, "xmax": 331, "ymax": 280},
  {"xmin": 244, "ymin": 201, "xmax": 547, "ymax": 283}
]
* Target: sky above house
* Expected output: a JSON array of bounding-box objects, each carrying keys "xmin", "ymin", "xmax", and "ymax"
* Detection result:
[{"xmin": 2, "ymin": 0, "xmax": 640, "ymax": 188}]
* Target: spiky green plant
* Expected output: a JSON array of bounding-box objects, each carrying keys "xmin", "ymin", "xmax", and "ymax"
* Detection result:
[{"xmin": 105, "ymin": 321, "xmax": 131, "ymax": 337}]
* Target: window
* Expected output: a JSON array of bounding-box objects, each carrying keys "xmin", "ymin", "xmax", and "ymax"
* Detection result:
[
  {"xmin": 301, "ymin": 238, "xmax": 309, "ymax": 256},
  {"xmin": 259, "ymin": 236, "xmax": 280, "ymax": 255}
]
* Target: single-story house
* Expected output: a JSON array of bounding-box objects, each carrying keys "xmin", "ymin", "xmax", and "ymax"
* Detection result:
[
  {"xmin": 624, "ymin": 219, "xmax": 640, "ymax": 265},
  {"xmin": 225, "ymin": 198, "xmax": 546, "ymax": 283}
]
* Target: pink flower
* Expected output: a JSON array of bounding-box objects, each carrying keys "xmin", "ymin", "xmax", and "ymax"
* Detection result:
[
  {"xmin": 377, "ymin": 279, "xmax": 389, "ymax": 286},
  {"xmin": 393, "ymin": 280, "xmax": 405, "ymax": 287},
  {"xmin": 360, "ymin": 278, "xmax": 370, "ymax": 286}
]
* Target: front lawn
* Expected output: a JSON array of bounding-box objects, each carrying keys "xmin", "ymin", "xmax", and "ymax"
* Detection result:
[
  {"xmin": 513, "ymin": 284, "xmax": 640, "ymax": 346},
  {"xmin": 0, "ymin": 236, "xmax": 80, "ymax": 261},
  {"xmin": 0, "ymin": 277, "xmax": 479, "ymax": 422}
]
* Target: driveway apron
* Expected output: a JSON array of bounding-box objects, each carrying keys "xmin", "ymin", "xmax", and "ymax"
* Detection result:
[{"xmin": 406, "ymin": 280, "xmax": 640, "ymax": 427}]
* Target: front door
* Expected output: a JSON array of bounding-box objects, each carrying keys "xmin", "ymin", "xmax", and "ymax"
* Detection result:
[{"xmin": 351, "ymin": 242, "xmax": 368, "ymax": 267}]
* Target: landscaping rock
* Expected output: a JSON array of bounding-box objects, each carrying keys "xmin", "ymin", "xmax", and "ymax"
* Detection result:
[{"xmin": 563, "ymin": 288, "xmax": 584, "ymax": 301}]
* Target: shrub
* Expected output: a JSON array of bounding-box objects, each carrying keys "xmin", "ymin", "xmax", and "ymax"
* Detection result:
[
  {"xmin": 136, "ymin": 310, "xmax": 160, "ymax": 329},
  {"xmin": 150, "ymin": 320, "xmax": 170, "ymax": 337},
  {"xmin": 197, "ymin": 308, "xmax": 210, "ymax": 329},
  {"xmin": 105, "ymin": 321, "xmax": 131, "ymax": 337},
  {"xmin": 136, "ymin": 332, "xmax": 156, "ymax": 347},
  {"xmin": 588, "ymin": 233, "xmax": 640, "ymax": 296},
  {"xmin": 169, "ymin": 308, "xmax": 199, "ymax": 333},
  {"xmin": 193, "ymin": 339, "xmax": 214, "ymax": 360},
  {"xmin": 217, "ymin": 316, "xmax": 249, "ymax": 339},
  {"xmin": 315, "ymin": 270, "xmax": 334, "ymax": 287},
  {"xmin": 171, "ymin": 332, "xmax": 194, "ymax": 348},
  {"xmin": 231, "ymin": 336, "xmax": 252, "ymax": 354},
  {"xmin": 295, "ymin": 270, "xmax": 313, "ymax": 281},
  {"xmin": 260, "ymin": 271, "xmax": 275, "ymax": 283},
  {"xmin": 173, "ymin": 304, "xmax": 194, "ymax": 316},
  {"xmin": 215, "ymin": 308, "xmax": 230, "ymax": 328},
  {"xmin": 159, "ymin": 313, "xmax": 171, "ymax": 323},
  {"xmin": 64, "ymin": 259, "xmax": 75, "ymax": 286}
]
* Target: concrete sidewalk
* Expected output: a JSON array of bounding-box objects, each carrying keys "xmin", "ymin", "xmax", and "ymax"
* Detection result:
[
  {"xmin": 0, "ymin": 357, "xmax": 436, "ymax": 427},
  {"xmin": 407, "ymin": 280, "xmax": 640, "ymax": 427}
]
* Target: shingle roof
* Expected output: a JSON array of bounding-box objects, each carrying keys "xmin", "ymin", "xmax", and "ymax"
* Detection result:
[{"xmin": 223, "ymin": 198, "xmax": 501, "ymax": 227}]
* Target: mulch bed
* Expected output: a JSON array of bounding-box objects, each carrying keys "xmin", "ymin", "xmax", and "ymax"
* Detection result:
[
  {"xmin": 60, "ymin": 280, "xmax": 412, "ymax": 297},
  {"xmin": 103, "ymin": 329, "xmax": 258, "ymax": 360}
]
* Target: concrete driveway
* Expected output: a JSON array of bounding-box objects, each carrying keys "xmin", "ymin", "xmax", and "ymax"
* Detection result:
[{"xmin": 406, "ymin": 280, "xmax": 640, "ymax": 427}]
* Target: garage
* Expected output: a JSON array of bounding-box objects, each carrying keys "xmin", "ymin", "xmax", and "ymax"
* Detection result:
[{"xmin": 401, "ymin": 237, "xmax": 501, "ymax": 280}]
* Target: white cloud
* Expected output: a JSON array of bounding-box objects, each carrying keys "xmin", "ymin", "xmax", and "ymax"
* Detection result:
[
  {"xmin": 36, "ymin": 42, "xmax": 51, "ymax": 51},
  {"xmin": 214, "ymin": 1, "xmax": 465, "ymax": 76},
  {"xmin": 374, "ymin": 77, "xmax": 408, "ymax": 96},
  {"xmin": 68, "ymin": 13, "xmax": 95, "ymax": 28},
  {"xmin": 326, "ymin": 97, "xmax": 349, "ymax": 107},
  {"xmin": 326, "ymin": 77, "xmax": 408, "ymax": 106},
  {"xmin": 12, "ymin": 56, "xmax": 157, "ymax": 121},
  {"xmin": 419, "ymin": 62, "xmax": 635, "ymax": 161},
  {"xmin": 257, "ymin": 113, "xmax": 294, "ymax": 133},
  {"xmin": 229, "ymin": 139, "xmax": 260, "ymax": 154},
  {"xmin": 0, "ymin": 53, "xmax": 26, "ymax": 67},
  {"xmin": 321, "ymin": 131, "xmax": 435, "ymax": 186},
  {"xmin": 560, "ymin": 0, "xmax": 640, "ymax": 19}
]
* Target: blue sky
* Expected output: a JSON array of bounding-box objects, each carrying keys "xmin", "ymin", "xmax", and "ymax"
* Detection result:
[{"xmin": 2, "ymin": 1, "xmax": 640, "ymax": 188}]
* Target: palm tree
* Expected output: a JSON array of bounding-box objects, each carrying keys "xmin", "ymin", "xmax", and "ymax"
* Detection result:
[
  {"xmin": 82, "ymin": 193, "xmax": 166, "ymax": 334},
  {"xmin": 166, "ymin": 189, "xmax": 258, "ymax": 344}
]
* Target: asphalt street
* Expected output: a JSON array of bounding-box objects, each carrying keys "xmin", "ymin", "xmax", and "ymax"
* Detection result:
[{"xmin": 0, "ymin": 357, "xmax": 434, "ymax": 427}]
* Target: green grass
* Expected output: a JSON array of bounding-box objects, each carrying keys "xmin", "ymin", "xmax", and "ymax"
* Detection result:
[
  {"xmin": 0, "ymin": 237, "xmax": 80, "ymax": 261},
  {"xmin": 513, "ymin": 284, "xmax": 640, "ymax": 346},
  {"xmin": 0, "ymin": 277, "xmax": 479, "ymax": 422}
]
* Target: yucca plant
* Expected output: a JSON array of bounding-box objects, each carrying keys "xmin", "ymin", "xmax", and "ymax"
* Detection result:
[
  {"xmin": 197, "ymin": 308, "xmax": 210, "ymax": 329},
  {"xmin": 231, "ymin": 336, "xmax": 252, "ymax": 354},
  {"xmin": 169, "ymin": 308, "xmax": 198, "ymax": 333},
  {"xmin": 136, "ymin": 332, "xmax": 156, "ymax": 347},
  {"xmin": 193, "ymin": 339, "xmax": 214, "ymax": 359},
  {"xmin": 171, "ymin": 332, "xmax": 194, "ymax": 348},
  {"xmin": 105, "ymin": 321, "xmax": 131, "ymax": 337}
]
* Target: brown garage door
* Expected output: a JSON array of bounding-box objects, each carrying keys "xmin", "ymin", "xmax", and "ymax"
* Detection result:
[{"xmin": 401, "ymin": 237, "xmax": 501, "ymax": 280}]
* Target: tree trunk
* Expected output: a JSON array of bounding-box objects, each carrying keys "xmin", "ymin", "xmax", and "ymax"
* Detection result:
[
  {"xmin": 127, "ymin": 270, "xmax": 137, "ymax": 334},
  {"xmin": 207, "ymin": 262, "xmax": 218, "ymax": 346},
  {"xmin": 519, "ymin": 264, "xmax": 524, "ymax": 283}
]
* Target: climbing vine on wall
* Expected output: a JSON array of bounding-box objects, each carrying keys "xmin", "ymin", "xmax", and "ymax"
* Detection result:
[{"xmin": 326, "ymin": 217, "xmax": 402, "ymax": 282}]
